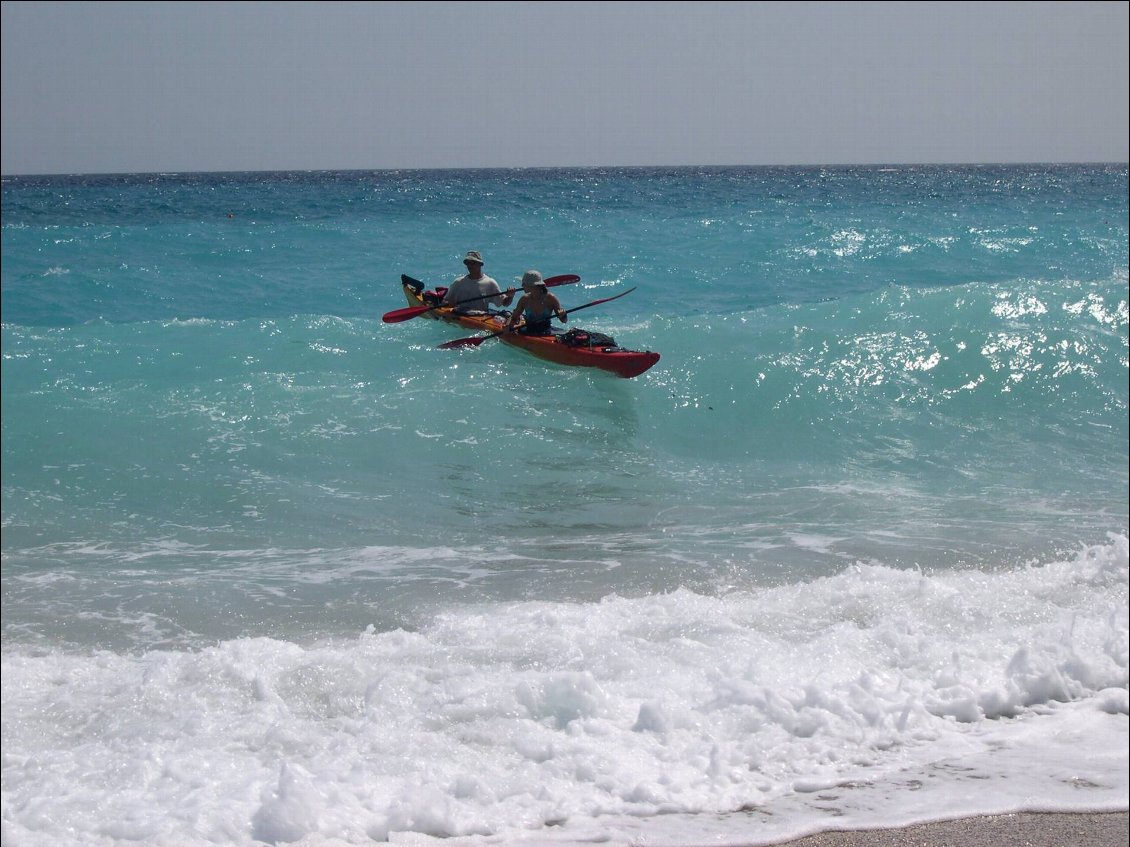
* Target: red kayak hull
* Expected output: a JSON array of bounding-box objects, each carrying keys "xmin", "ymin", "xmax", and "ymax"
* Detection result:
[{"xmin": 400, "ymin": 283, "xmax": 660, "ymax": 378}]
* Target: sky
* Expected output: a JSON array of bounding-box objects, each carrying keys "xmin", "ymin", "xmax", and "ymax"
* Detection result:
[{"xmin": 1, "ymin": 1, "xmax": 1127, "ymax": 175}]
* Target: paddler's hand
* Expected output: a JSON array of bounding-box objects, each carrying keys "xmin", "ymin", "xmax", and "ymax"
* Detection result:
[{"xmin": 502, "ymin": 288, "xmax": 516, "ymax": 306}]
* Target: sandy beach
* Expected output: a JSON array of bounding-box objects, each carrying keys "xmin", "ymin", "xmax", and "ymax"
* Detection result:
[{"xmin": 770, "ymin": 811, "xmax": 1128, "ymax": 847}]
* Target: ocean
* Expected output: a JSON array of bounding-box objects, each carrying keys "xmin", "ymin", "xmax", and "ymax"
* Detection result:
[{"xmin": 2, "ymin": 165, "xmax": 1127, "ymax": 847}]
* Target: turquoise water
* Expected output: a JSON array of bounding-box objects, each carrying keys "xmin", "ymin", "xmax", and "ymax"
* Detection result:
[{"xmin": 2, "ymin": 166, "xmax": 1127, "ymax": 846}]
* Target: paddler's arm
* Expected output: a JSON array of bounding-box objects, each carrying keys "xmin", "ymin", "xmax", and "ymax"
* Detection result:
[
  {"xmin": 440, "ymin": 282, "xmax": 460, "ymax": 306},
  {"xmin": 501, "ymin": 287, "xmax": 516, "ymax": 307},
  {"xmin": 549, "ymin": 294, "xmax": 567, "ymax": 324},
  {"xmin": 506, "ymin": 295, "xmax": 528, "ymax": 330}
]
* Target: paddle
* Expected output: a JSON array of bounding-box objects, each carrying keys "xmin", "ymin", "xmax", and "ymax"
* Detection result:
[
  {"xmin": 438, "ymin": 287, "xmax": 637, "ymax": 350},
  {"xmin": 383, "ymin": 274, "xmax": 581, "ymax": 323}
]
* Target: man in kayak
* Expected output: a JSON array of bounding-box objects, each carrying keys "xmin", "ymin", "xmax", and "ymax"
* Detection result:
[
  {"xmin": 442, "ymin": 251, "xmax": 514, "ymax": 315},
  {"xmin": 506, "ymin": 270, "xmax": 568, "ymax": 335}
]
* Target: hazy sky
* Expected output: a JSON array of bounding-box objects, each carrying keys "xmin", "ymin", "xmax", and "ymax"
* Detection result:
[{"xmin": 2, "ymin": 1, "xmax": 1127, "ymax": 175}]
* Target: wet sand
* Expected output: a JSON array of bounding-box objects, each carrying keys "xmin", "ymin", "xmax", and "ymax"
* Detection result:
[{"xmin": 768, "ymin": 811, "xmax": 1128, "ymax": 847}]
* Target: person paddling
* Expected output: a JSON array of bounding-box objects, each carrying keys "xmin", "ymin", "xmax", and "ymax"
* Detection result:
[
  {"xmin": 506, "ymin": 270, "xmax": 567, "ymax": 335},
  {"xmin": 442, "ymin": 251, "xmax": 514, "ymax": 315}
]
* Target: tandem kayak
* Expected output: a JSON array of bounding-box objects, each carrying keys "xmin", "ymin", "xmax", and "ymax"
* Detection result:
[{"xmin": 397, "ymin": 277, "xmax": 660, "ymax": 378}]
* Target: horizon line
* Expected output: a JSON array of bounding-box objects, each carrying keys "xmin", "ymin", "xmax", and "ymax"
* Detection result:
[{"xmin": 4, "ymin": 160, "xmax": 1128, "ymax": 180}]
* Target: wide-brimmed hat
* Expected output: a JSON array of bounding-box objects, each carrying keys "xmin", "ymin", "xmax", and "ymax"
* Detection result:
[
  {"xmin": 521, "ymin": 270, "xmax": 546, "ymax": 287},
  {"xmin": 463, "ymin": 250, "xmax": 484, "ymax": 266}
]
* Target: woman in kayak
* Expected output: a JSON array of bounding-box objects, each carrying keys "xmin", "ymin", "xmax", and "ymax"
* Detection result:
[{"xmin": 506, "ymin": 270, "xmax": 568, "ymax": 335}]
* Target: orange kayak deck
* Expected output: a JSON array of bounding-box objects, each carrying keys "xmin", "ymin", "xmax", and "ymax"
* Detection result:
[{"xmin": 400, "ymin": 282, "xmax": 660, "ymax": 378}]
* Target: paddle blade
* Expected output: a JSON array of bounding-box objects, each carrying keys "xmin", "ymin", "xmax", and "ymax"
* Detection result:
[
  {"xmin": 382, "ymin": 305, "xmax": 432, "ymax": 323},
  {"xmin": 544, "ymin": 274, "xmax": 581, "ymax": 287},
  {"xmin": 438, "ymin": 336, "xmax": 488, "ymax": 350}
]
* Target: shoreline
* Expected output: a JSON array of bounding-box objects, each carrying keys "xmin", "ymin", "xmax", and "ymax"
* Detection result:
[{"xmin": 767, "ymin": 811, "xmax": 1129, "ymax": 847}]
